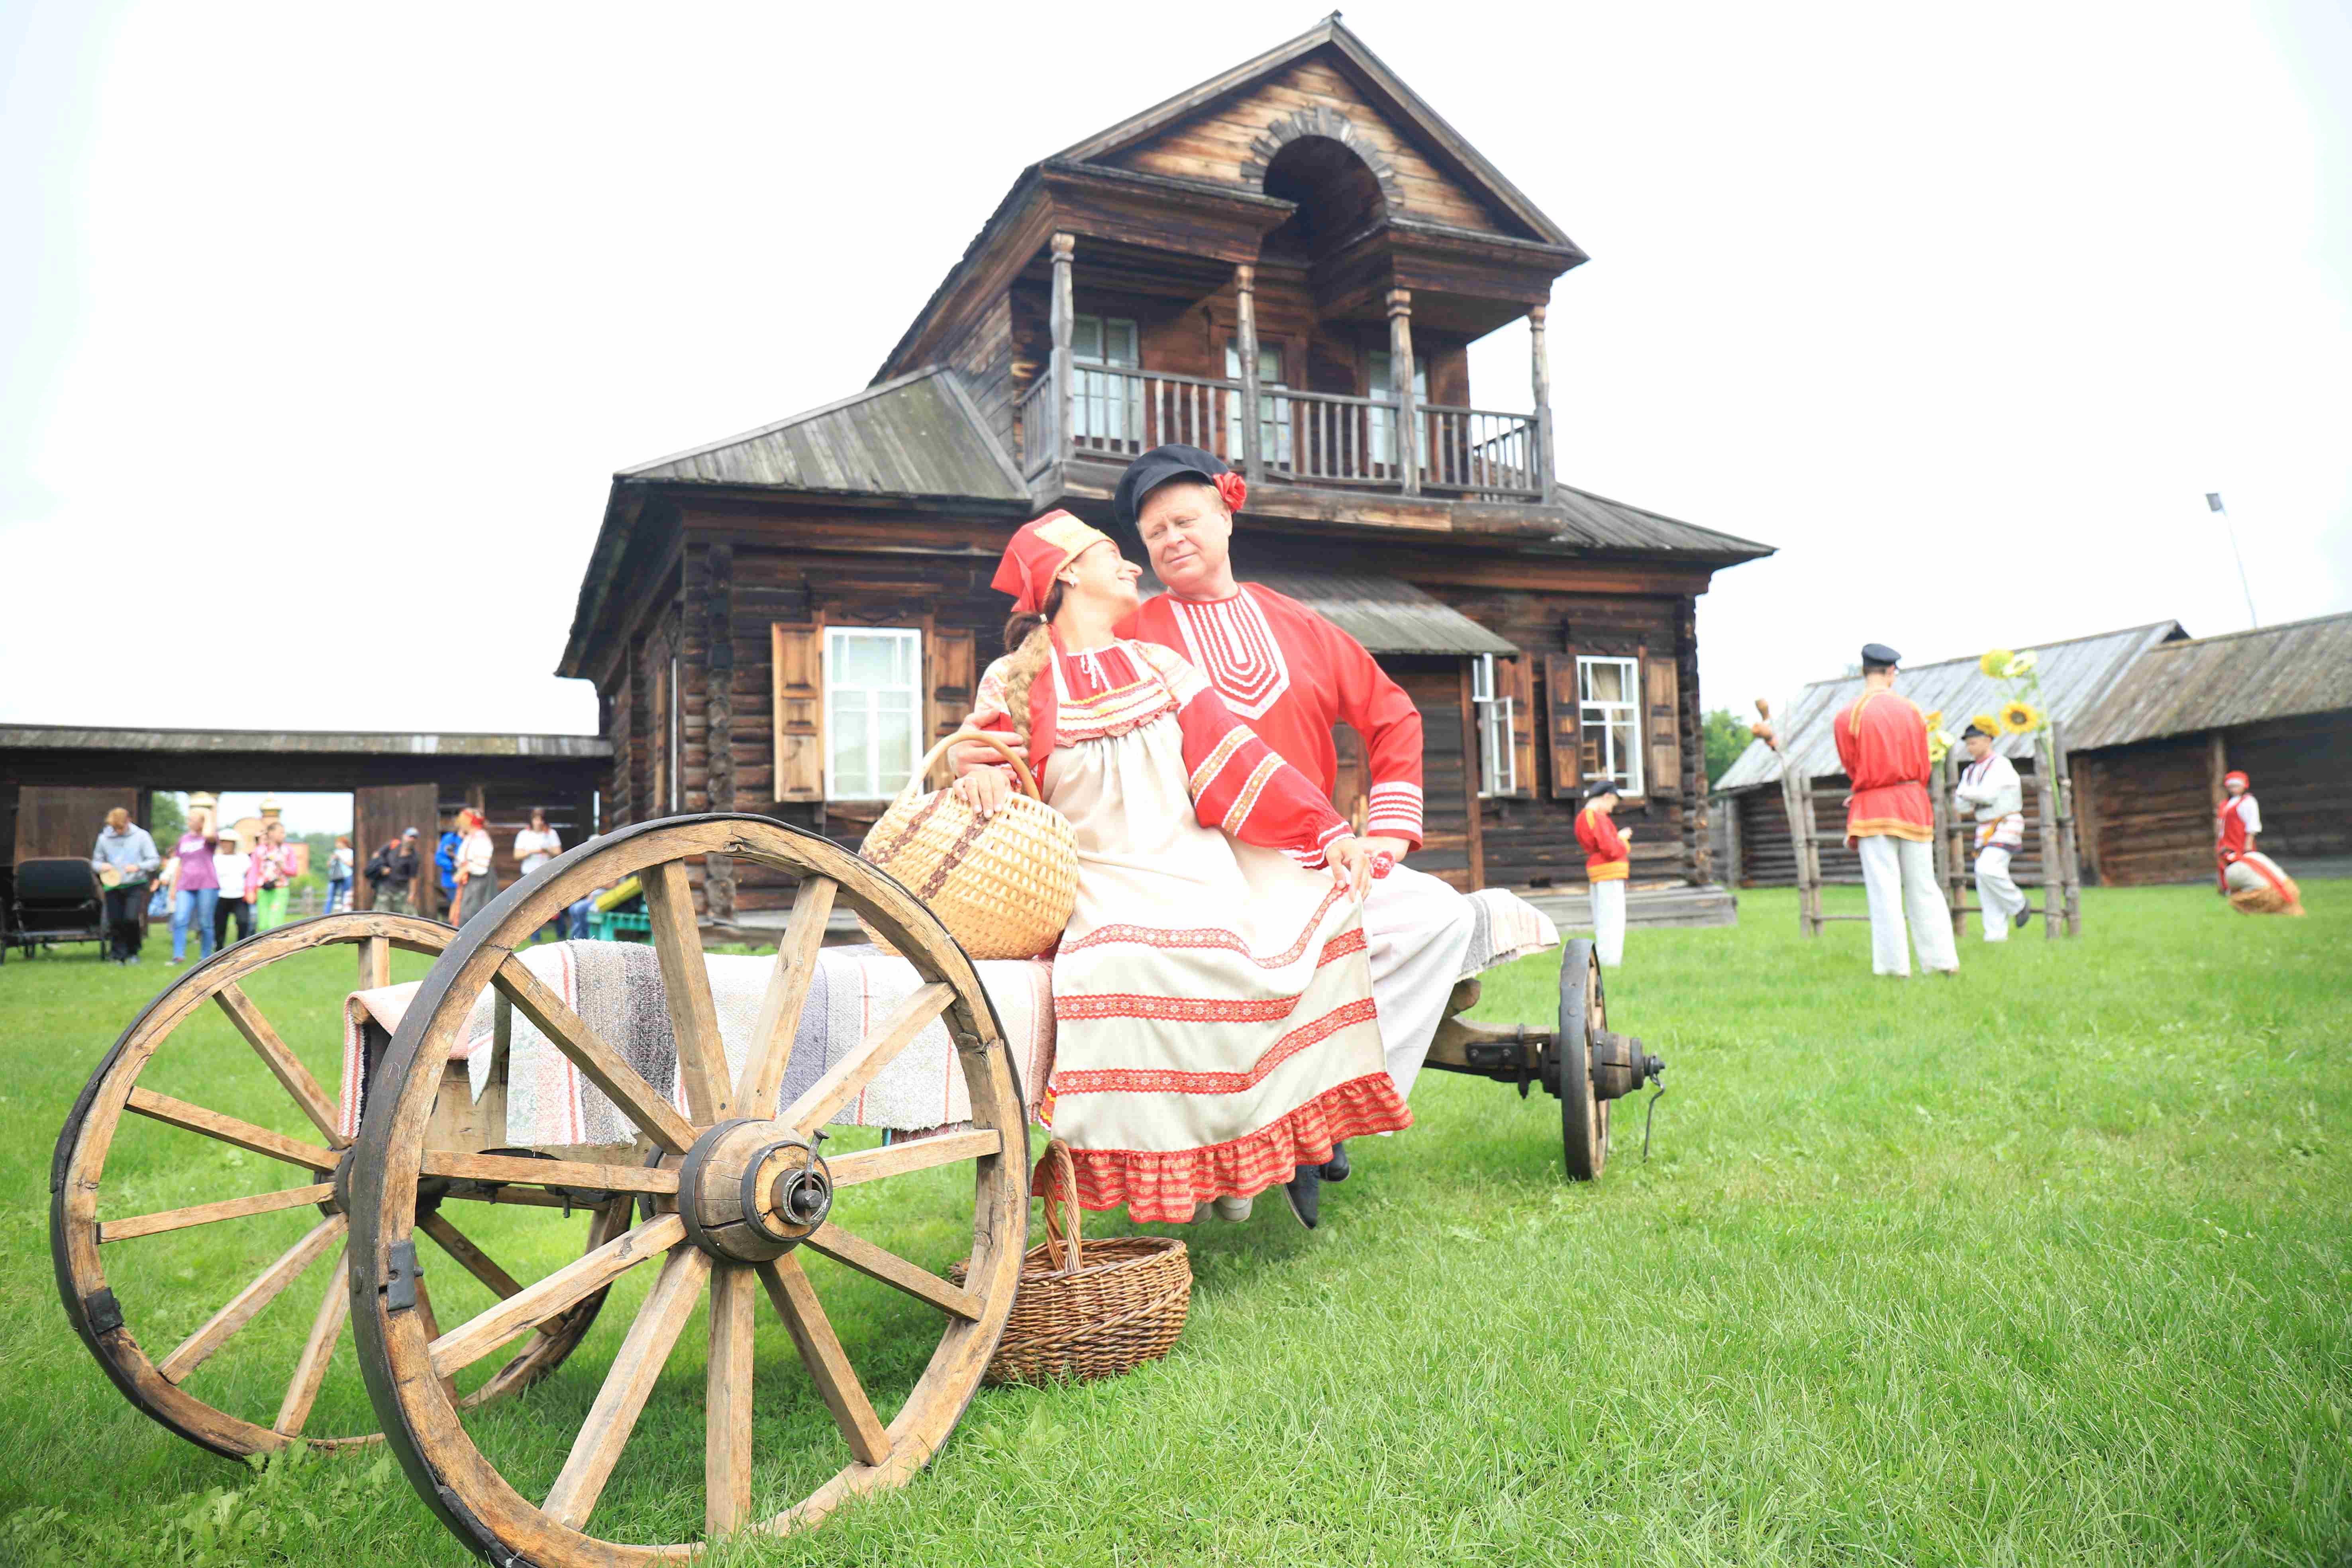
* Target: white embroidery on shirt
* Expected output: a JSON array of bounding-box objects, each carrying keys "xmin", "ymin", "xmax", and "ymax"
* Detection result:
[{"xmin": 1167, "ymin": 591, "xmax": 1291, "ymax": 720}]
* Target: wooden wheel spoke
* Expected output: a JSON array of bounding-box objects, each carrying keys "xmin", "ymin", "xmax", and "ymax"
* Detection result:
[
  {"xmin": 802, "ymin": 1221, "xmax": 982, "ymax": 1321},
  {"xmin": 757, "ymin": 1255, "xmax": 891, "ymax": 1466},
  {"xmin": 214, "ymin": 982, "xmax": 347, "ymax": 1147},
  {"xmin": 273, "ymin": 1243, "xmax": 352, "ymax": 1436},
  {"xmin": 418, "ymin": 1150, "xmax": 679, "ymax": 1197},
  {"xmin": 101, "ymin": 1182, "xmax": 336, "ymax": 1243},
  {"xmin": 542, "ymin": 1246, "xmax": 712, "ymax": 1531},
  {"xmin": 706, "ymin": 1265, "xmax": 758, "ymax": 1536},
  {"xmin": 158, "ymin": 1214, "xmax": 344, "ymax": 1384},
  {"xmin": 779, "ymin": 983, "xmax": 955, "ymax": 1136},
  {"xmin": 493, "ymin": 957, "xmax": 698, "ymax": 1156},
  {"xmin": 417, "ymin": 1211, "xmax": 528, "ymax": 1300},
  {"xmin": 125, "ymin": 1085, "xmax": 338, "ymax": 1172},
  {"xmin": 734, "ymin": 875, "xmax": 838, "ymax": 1119},
  {"xmin": 825, "ymin": 1129, "xmax": 1002, "ymax": 1189},
  {"xmin": 641, "ymin": 861, "xmax": 731, "ymax": 1124},
  {"xmin": 428, "ymin": 1213, "xmax": 686, "ymax": 1379},
  {"xmin": 357, "ymin": 933, "xmax": 392, "ymax": 991}
]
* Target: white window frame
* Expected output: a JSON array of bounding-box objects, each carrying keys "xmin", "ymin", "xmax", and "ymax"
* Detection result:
[
  {"xmin": 1224, "ymin": 340, "xmax": 1292, "ymax": 467},
  {"xmin": 1072, "ymin": 314, "xmax": 1140, "ymax": 448},
  {"xmin": 1367, "ymin": 348, "xmax": 1429, "ymax": 470},
  {"xmin": 1471, "ymin": 653, "xmax": 1514, "ymax": 799},
  {"xmin": 822, "ymin": 626, "xmax": 925, "ymax": 801},
  {"xmin": 1577, "ymin": 654, "xmax": 1644, "ymax": 798}
]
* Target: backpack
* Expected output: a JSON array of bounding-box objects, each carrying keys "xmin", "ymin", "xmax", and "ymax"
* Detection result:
[{"xmin": 365, "ymin": 845, "xmax": 394, "ymax": 884}]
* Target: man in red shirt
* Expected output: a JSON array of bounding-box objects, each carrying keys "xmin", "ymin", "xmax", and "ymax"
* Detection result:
[
  {"xmin": 1831, "ymin": 643, "xmax": 1958, "ymax": 977},
  {"xmin": 1574, "ymin": 782, "xmax": 1631, "ymax": 966}
]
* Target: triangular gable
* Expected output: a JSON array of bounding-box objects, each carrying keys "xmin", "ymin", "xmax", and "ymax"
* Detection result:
[{"xmin": 1054, "ymin": 17, "xmax": 1569, "ymax": 247}]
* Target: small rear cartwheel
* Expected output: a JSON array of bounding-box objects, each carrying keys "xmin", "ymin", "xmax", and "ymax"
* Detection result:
[{"xmin": 1554, "ymin": 940, "xmax": 1609, "ymax": 1180}]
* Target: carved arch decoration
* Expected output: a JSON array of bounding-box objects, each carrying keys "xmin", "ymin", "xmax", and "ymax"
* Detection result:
[{"xmin": 1239, "ymin": 106, "xmax": 1403, "ymax": 207}]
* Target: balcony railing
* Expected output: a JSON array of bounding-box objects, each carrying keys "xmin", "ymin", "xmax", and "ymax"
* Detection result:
[{"xmin": 1018, "ymin": 365, "xmax": 1545, "ymax": 500}]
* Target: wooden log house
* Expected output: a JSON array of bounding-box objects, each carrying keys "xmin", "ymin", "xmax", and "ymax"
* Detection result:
[{"xmin": 556, "ymin": 18, "xmax": 1773, "ymax": 930}]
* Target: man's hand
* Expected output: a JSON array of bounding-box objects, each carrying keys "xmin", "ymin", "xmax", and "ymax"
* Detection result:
[
  {"xmin": 951, "ymin": 767, "xmax": 1012, "ymax": 818},
  {"xmin": 1361, "ymin": 835, "xmax": 1410, "ymax": 864},
  {"xmin": 1619, "ymin": 829, "xmax": 1633, "ymax": 843},
  {"xmin": 1326, "ymin": 835, "xmax": 1374, "ymax": 902}
]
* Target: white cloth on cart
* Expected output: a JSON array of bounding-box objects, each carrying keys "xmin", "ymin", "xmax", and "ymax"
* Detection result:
[{"xmin": 337, "ymin": 939, "xmax": 1054, "ymax": 1145}]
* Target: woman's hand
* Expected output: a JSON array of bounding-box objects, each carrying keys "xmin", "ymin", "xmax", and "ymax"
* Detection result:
[
  {"xmin": 1326, "ymin": 834, "xmax": 1374, "ymax": 903},
  {"xmin": 951, "ymin": 767, "xmax": 1012, "ymax": 818}
]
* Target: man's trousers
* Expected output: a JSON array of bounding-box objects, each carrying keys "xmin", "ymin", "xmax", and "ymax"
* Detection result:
[{"xmin": 1857, "ymin": 834, "xmax": 1957, "ymax": 976}]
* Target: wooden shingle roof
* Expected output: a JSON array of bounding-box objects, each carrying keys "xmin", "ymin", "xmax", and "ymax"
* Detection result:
[
  {"xmin": 2066, "ymin": 612, "xmax": 2352, "ymax": 751},
  {"xmin": 622, "ymin": 367, "xmax": 1025, "ymax": 501}
]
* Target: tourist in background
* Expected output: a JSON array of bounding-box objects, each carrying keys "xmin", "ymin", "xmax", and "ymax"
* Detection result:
[
  {"xmin": 169, "ymin": 810, "xmax": 221, "ymax": 965},
  {"xmin": 514, "ymin": 809, "xmax": 563, "ymax": 940},
  {"xmin": 435, "ymin": 822, "xmax": 461, "ymax": 916},
  {"xmin": 253, "ymin": 820, "xmax": 296, "ymax": 930},
  {"xmin": 326, "ymin": 835, "xmax": 355, "ymax": 914},
  {"xmin": 451, "ymin": 808, "xmax": 498, "ymax": 924},
  {"xmin": 90, "ymin": 807, "xmax": 160, "ymax": 965},
  {"xmin": 367, "ymin": 828, "xmax": 422, "ymax": 916},
  {"xmin": 211, "ymin": 825, "xmax": 261, "ymax": 950}
]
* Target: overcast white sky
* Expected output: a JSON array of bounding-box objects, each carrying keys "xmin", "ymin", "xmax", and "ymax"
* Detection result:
[{"xmin": 4, "ymin": 2, "xmax": 2346, "ymax": 739}]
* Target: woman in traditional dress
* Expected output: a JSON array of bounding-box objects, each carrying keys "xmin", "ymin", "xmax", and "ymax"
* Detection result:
[
  {"xmin": 951, "ymin": 512, "xmax": 1404, "ymax": 1225},
  {"xmin": 2216, "ymin": 769, "xmax": 2305, "ymax": 915}
]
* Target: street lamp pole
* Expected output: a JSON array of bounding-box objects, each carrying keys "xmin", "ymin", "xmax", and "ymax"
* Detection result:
[{"xmin": 2205, "ymin": 492, "xmax": 2259, "ymax": 629}]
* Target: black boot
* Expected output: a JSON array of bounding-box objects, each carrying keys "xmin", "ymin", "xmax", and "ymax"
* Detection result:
[
  {"xmin": 1319, "ymin": 1141, "xmax": 1350, "ymax": 1183},
  {"xmin": 1283, "ymin": 1162, "xmax": 1320, "ymax": 1229}
]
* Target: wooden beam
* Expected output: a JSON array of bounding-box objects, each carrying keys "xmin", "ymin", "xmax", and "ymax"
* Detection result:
[
  {"xmin": 1236, "ymin": 263, "xmax": 1263, "ymax": 486},
  {"xmin": 1387, "ymin": 289, "xmax": 1420, "ymax": 497}
]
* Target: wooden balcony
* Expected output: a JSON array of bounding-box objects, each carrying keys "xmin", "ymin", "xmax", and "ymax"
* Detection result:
[{"xmin": 1017, "ymin": 365, "xmax": 1545, "ymax": 501}]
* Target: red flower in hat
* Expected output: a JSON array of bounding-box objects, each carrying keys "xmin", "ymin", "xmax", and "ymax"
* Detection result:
[{"xmin": 1215, "ymin": 471, "xmax": 1247, "ymax": 513}]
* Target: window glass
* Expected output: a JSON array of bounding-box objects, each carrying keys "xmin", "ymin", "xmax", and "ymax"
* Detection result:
[
  {"xmin": 1367, "ymin": 349, "xmax": 1430, "ymax": 469},
  {"xmin": 1224, "ymin": 341, "xmax": 1291, "ymax": 466},
  {"xmin": 825, "ymin": 627, "xmax": 924, "ymax": 800},
  {"xmin": 1471, "ymin": 653, "xmax": 1514, "ymax": 797},
  {"xmin": 1072, "ymin": 313, "xmax": 1140, "ymax": 449},
  {"xmin": 1576, "ymin": 655, "xmax": 1644, "ymax": 796}
]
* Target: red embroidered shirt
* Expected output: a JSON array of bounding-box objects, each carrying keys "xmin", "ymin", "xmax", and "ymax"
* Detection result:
[
  {"xmin": 970, "ymin": 638, "xmax": 1353, "ymax": 863},
  {"xmin": 1830, "ymin": 689, "xmax": 1934, "ymax": 844},
  {"xmin": 1124, "ymin": 585, "xmax": 1426, "ymax": 848},
  {"xmin": 1575, "ymin": 805, "xmax": 1630, "ymax": 881}
]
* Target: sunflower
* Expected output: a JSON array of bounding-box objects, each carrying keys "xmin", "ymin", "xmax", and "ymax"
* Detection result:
[
  {"xmin": 2006, "ymin": 649, "xmax": 2037, "ymax": 675},
  {"xmin": 1979, "ymin": 648, "xmax": 2015, "ymax": 678},
  {"xmin": 1928, "ymin": 737, "xmax": 1950, "ymax": 765},
  {"xmin": 2000, "ymin": 701, "xmax": 2041, "ymax": 734},
  {"xmin": 1922, "ymin": 708, "xmax": 1944, "ymax": 730},
  {"xmin": 1969, "ymin": 712, "xmax": 2002, "ymax": 737}
]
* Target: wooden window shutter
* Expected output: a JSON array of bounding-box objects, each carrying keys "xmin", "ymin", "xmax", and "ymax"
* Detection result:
[
  {"xmin": 926, "ymin": 628, "xmax": 977, "ymax": 787},
  {"xmin": 1503, "ymin": 654, "xmax": 1537, "ymax": 799},
  {"xmin": 1643, "ymin": 645, "xmax": 1682, "ymax": 800},
  {"xmin": 771, "ymin": 620, "xmax": 825, "ymax": 802},
  {"xmin": 1543, "ymin": 653, "xmax": 1582, "ymax": 799}
]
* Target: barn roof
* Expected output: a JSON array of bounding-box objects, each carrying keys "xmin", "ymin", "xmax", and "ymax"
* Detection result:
[
  {"xmin": 1211, "ymin": 571, "xmax": 1518, "ymax": 656},
  {"xmin": 1548, "ymin": 483, "xmax": 1772, "ymax": 561},
  {"xmin": 620, "ymin": 366, "xmax": 1026, "ymax": 501},
  {"xmin": 1713, "ymin": 620, "xmax": 2190, "ymax": 793},
  {"xmin": 2066, "ymin": 612, "xmax": 2352, "ymax": 751}
]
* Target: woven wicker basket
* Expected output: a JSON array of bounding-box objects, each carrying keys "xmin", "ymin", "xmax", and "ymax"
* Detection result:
[
  {"xmin": 951, "ymin": 1140, "xmax": 1190, "ymax": 1386},
  {"xmin": 856, "ymin": 728, "xmax": 1077, "ymax": 961}
]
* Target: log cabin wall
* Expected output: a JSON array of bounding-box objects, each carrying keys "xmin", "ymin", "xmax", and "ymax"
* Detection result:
[
  {"xmin": 2224, "ymin": 712, "xmax": 2352, "ymax": 863},
  {"xmin": 2075, "ymin": 710, "xmax": 2351, "ymax": 886}
]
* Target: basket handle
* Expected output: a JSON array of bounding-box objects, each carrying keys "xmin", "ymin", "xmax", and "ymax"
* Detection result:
[
  {"xmin": 898, "ymin": 727, "xmax": 1044, "ymax": 811},
  {"xmin": 1038, "ymin": 1138, "xmax": 1083, "ymax": 1275}
]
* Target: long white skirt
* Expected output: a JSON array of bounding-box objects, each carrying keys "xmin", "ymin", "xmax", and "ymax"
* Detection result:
[{"xmin": 1041, "ymin": 714, "xmax": 1408, "ymax": 1221}]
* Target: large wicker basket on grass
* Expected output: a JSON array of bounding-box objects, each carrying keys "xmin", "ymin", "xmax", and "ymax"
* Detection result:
[
  {"xmin": 951, "ymin": 1140, "xmax": 1191, "ymax": 1385},
  {"xmin": 856, "ymin": 728, "xmax": 1077, "ymax": 960}
]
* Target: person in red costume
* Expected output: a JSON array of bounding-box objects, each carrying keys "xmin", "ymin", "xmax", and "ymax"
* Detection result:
[
  {"xmin": 951, "ymin": 512, "xmax": 1402, "ymax": 1228},
  {"xmin": 2214, "ymin": 769, "xmax": 2261, "ymax": 892},
  {"xmin": 1831, "ymin": 643, "xmax": 1958, "ymax": 977},
  {"xmin": 2212, "ymin": 769, "xmax": 2303, "ymax": 913},
  {"xmin": 1102, "ymin": 445, "xmax": 1557, "ymax": 1218},
  {"xmin": 1575, "ymin": 781, "xmax": 1631, "ymax": 966}
]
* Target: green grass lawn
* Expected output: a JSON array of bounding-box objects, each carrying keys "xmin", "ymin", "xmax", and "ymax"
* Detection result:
[{"xmin": 2, "ymin": 883, "xmax": 2347, "ymax": 1565}]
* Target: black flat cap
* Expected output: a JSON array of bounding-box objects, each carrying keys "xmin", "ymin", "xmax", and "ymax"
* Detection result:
[
  {"xmin": 1113, "ymin": 443, "xmax": 1230, "ymax": 528},
  {"xmin": 1961, "ymin": 722, "xmax": 1994, "ymax": 740},
  {"xmin": 1583, "ymin": 779, "xmax": 1622, "ymax": 801},
  {"xmin": 1860, "ymin": 642, "xmax": 1902, "ymax": 667}
]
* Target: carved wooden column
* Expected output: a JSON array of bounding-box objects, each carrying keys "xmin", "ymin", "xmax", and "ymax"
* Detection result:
[
  {"xmin": 1234, "ymin": 263, "xmax": 1263, "ymax": 485},
  {"xmin": 1049, "ymin": 232, "xmax": 1075, "ymax": 469},
  {"xmin": 1386, "ymin": 288, "xmax": 1420, "ymax": 496},
  {"xmin": 1528, "ymin": 302, "xmax": 1556, "ymax": 496}
]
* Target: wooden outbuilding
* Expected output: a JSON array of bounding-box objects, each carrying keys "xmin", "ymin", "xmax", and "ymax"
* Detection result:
[
  {"xmin": 0, "ymin": 725, "xmax": 611, "ymax": 917},
  {"xmin": 2066, "ymin": 612, "xmax": 2352, "ymax": 885},
  {"xmin": 1710, "ymin": 622, "xmax": 2189, "ymax": 888},
  {"xmin": 558, "ymin": 16, "xmax": 1773, "ymax": 934}
]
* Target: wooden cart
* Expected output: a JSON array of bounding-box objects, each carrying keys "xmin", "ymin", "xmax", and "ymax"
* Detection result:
[{"xmin": 58, "ymin": 813, "xmax": 1646, "ymax": 1563}]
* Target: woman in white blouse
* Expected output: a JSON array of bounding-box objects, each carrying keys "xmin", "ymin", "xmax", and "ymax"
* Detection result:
[{"xmin": 512, "ymin": 809, "xmax": 563, "ymax": 941}]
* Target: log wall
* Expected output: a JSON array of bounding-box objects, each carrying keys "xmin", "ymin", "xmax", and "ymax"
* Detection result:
[{"xmin": 2075, "ymin": 710, "xmax": 2352, "ymax": 886}]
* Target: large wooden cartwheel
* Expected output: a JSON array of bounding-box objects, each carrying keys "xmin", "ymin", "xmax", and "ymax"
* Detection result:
[
  {"xmin": 51, "ymin": 913, "xmax": 622, "ymax": 1459},
  {"xmin": 347, "ymin": 816, "xmax": 1031, "ymax": 1564}
]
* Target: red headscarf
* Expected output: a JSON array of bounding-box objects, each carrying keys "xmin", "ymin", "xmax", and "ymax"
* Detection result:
[
  {"xmin": 990, "ymin": 511, "xmax": 1112, "ymax": 615},
  {"xmin": 2223, "ymin": 770, "xmax": 2250, "ymax": 791}
]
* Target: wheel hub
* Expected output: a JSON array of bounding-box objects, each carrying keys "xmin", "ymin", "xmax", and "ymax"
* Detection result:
[{"xmin": 677, "ymin": 1119, "xmax": 833, "ymax": 1262}]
